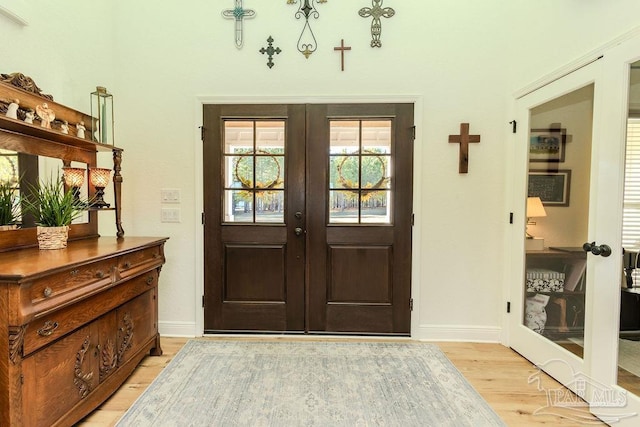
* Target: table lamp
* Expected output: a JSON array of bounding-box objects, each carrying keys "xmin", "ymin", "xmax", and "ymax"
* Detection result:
[
  {"xmin": 61, "ymin": 167, "xmax": 85, "ymax": 202},
  {"xmin": 90, "ymin": 167, "xmax": 111, "ymax": 208},
  {"xmin": 526, "ymin": 196, "xmax": 546, "ymax": 250}
]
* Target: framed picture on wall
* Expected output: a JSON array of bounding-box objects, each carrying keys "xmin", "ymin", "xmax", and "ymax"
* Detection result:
[
  {"xmin": 529, "ymin": 127, "xmax": 567, "ymax": 162},
  {"xmin": 528, "ymin": 169, "xmax": 571, "ymax": 206}
]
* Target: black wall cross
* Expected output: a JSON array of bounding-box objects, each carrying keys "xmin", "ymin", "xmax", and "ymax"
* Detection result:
[{"xmin": 259, "ymin": 36, "xmax": 282, "ymax": 69}]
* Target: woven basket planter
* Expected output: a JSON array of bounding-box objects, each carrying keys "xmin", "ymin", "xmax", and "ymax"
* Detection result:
[
  {"xmin": 37, "ymin": 225, "xmax": 69, "ymax": 250},
  {"xmin": 0, "ymin": 224, "xmax": 17, "ymax": 231}
]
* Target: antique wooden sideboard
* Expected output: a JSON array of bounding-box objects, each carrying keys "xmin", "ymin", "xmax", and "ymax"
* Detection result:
[
  {"xmin": 0, "ymin": 237, "xmax": 167, "ymax": 426},
  {"xmin": 0, "ymin": 74, "xmax": 167, "ymax": 426}
]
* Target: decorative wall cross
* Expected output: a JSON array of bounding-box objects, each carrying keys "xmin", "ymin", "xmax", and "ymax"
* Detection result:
[
  {"xmin": 448, "ymin": 123, "xmax": 481, "ymax": 174},
  {"xmin": 333, "ymin": 39, "xmax": 351, "ymax": 71},
  {"xmin": 287, "ymin": 0, "xmax": 327, "ymax": 58},
  {"xmin": 222, "ymin": 0, "xmax": 256, "ymax": 48},
  {"xmin": 359, "ymin": 0, "xmax": 395, "ymax": 48},
  {"xmin": 259, "ymin": 36, "xmax": 282, "ymax": 69}
]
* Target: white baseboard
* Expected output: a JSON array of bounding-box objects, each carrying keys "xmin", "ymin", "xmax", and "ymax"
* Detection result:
[
  {"xmin": 158, "ymin": 321, "xmax": 502, "ymax": 343},
  {"xmin": 413, "ymin": 324, "xmax": 503, "ymax": 343},
  {"xmin": 159, "ymin": 321, "xmax": 198, "ymax": 338}
]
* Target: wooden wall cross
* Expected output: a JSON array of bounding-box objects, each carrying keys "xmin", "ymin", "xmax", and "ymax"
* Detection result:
[
  {"xmin": 333, "ymin": 39, "xmax": 351, "ymax": 71},
  {"xmin": 448, "ymin": 123, "xmax": 481, "ymax": 174}
]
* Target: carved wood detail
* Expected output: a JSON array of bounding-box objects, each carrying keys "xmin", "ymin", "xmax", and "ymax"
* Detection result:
[
  {"xmin": 74, "ymin": 336, "xmax": 94, "ymax": 398},
  {"xmin": 117, "ymin": 312, "xmax": 134, "ymax": 364},
  {"xmin": 8, "ymin": 325, "xmax": 26, "ymax": 364},
  {"xmin": 99, "ymin": 339, "xmax": 118, "ymax": 382},
  {"xmin": 0, "ymin": 72, "xmax": 53, "ymax": 100}
]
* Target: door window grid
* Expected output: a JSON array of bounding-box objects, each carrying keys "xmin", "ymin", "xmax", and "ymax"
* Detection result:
[
  {"xmin": 223, "ymin": 120, "xmax": 285, "ymax": 224},
  {"xmin": 329, "ymin": 120, "xmax": 392, "ymax": 224}
]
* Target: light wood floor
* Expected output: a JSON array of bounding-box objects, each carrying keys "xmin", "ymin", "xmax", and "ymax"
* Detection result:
[{"xmin": 79, "ymin": 337, "xmax": 605, "ymax": 426}]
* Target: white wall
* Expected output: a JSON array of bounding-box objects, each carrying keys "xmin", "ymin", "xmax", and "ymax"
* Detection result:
[{"xmin": 4, "ymin": 0, "xmax": 640, "ymax": 341}]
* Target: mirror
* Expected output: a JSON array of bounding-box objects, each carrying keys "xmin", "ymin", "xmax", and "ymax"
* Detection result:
[
  {"xmin": 0, "ymin": 148, "xmax": 90, "ymax": 229},
  {"xmin": 618, "ymin": 59, "xmax": 640, "ymax": 397}
]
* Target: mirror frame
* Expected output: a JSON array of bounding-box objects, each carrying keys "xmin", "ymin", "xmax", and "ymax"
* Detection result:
[{"xmin": 0, "ymin": 75, "xmax": 122, "ymax": 251}]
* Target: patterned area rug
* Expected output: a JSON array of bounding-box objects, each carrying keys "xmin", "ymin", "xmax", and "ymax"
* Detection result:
[{"xmin": 117, "ymin": 340, "xmax": 505, "ymax": 427}]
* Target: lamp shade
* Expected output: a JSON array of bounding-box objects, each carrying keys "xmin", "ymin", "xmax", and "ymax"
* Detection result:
[
  {"xmin": 62, "ymin": 167, "xmax": 85, "ymax": 187},
  {"xmin": 527, "ymin": 196, "xmax": 547, "ymax": 218},
  {"xmin": 90, "ymin": 167, "xmax": 111, "ymax": 188}
]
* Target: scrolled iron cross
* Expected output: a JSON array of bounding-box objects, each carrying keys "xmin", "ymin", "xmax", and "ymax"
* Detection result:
[
  {"xmin": 287, "ymin": 0, "xmax": 328, "ymax": 58},
  {"xmin": 359, "ymin": 0, "xmax": 395, "ymax": 48}
]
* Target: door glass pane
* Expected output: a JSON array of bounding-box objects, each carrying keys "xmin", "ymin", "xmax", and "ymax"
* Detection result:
[
  {"xmin": 524, "ymin": 84, "xmax": 594, "ymax": 360},
  {"xmin": 223, "ymin": 120, "xmax": 285, "ymax": 223},
  {"xmin": 255, "ymin": 190, "xmax": 284, "ymax": 223},
  {"xmin": 329, "ymin": 120, "xmax": 392, "ymax": 224},
  {"xmin": 618, "ymin": 60, "xmax": 640, "ymax": 396},
  {"xmin": 361, "ymin": 190, "xmax": 391, "ymax": 223}
]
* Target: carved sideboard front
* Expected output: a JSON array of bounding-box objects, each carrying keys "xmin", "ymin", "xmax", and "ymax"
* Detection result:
[{"xmin": 0, "ymin": 236, "xmax": 168, "ymax": 427}]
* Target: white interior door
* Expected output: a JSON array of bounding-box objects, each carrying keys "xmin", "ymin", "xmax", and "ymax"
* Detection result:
[
  {"xmin": 588, "ymin": 33, "xmax": 640, "ymax": 425},
  {"xmin": 510, "ymin": 32, "xmax": 640, "ymax": 423},
  {"xmin": 509, "ymin": 59, "xmax": 607, "ymax": 404}
]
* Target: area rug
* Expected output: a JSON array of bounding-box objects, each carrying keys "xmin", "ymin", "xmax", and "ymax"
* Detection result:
[{"xmin": 116, "ymin": 340, "xmax": 505, "ymax": 427}]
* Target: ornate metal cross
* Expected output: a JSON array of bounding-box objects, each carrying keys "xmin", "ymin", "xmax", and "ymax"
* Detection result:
[
  {"xmin": 288, "ymin": 0, "xmax": 327, "ymax": 58},
  {"xmin": 358, "ymin": 0, "xmax": 395, "ymax": 48},
  {"xmin": 222, "ymin": 0, "xmax": 256, "ymax": 48},
  {"xmin": 259, "ymin": 36, "xmax": 282, "ymax": 69},
  {"xmin": 333, "ymin": 39, "xmax": 351, "ymax": 71},
  {"xmin": 448, "ymin": 123, "xmax": 481, "ymax": 174}
]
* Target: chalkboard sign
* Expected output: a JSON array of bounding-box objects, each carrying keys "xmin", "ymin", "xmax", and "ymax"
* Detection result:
[{"xmin": 528, "ymin": 169, "xmax": 571, "ymax": 206}]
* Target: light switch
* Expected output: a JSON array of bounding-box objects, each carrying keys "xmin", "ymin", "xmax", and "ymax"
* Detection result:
[
  {"xmin": 161, "ymin": 189, "xmax": 181, "ymax": 204},
  {"xmin": 161, "ymin": 208, "xmax": 181, "ymax": 223}
]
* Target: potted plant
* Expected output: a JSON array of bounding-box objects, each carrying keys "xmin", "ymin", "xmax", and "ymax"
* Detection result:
[
  {"xmin": 23, "ymin": 175, "xmax": 86, "ymax": 249},
  {"xmin": 0, "ymin": 180, "xmax": 20, "ymax": 230}
]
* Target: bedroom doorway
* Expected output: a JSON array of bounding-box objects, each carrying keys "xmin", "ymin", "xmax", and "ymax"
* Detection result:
[{"xmin": 202, "ymin": 103, "xmax": 414, "ymax": 334}]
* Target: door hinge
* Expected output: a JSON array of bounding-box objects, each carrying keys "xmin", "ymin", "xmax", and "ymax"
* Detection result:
[
  {"xmin": 200, "ymin": 126, "xmax": 205, "ymax": 140},
  {"xmin": 507, "ymin": 301, "xmax": 511, "ymax": 313},
  {"xmin": 411, "ymin": 213, "xmax": 415, "ymax": 226},
  {"xmin": 509, "ymin": 120, "xmax": 517, "ymax": 133},
  {"xmin": 201, "ymin": 212, "xmax": 205, "ymax": 225},
  {"xmin": 509, "ymin": 212, "xmax": 513, "ymax": 224},
  {"xmin": 411, "ymin": 126, "xmax": 416, "ymax": 141},
  {"xmin": 410, "ymin": 298, "xmax": 414, "ymax": 311},
  {"xmin": 202, "ymin": 295, "xmax": 205, "ymax": 308}
]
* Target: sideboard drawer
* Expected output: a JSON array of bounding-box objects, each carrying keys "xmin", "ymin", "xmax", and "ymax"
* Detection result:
[
  {"xmin": 23, "ymin": 259, "xmax": 116, "ymax": 318},
  {"xmin": 22, "ymin": 269, "xmax": 158, "ymax": 356},
  {"xmin": 118, "ymin": 246, "xmax": 163, "ymax": 278}
]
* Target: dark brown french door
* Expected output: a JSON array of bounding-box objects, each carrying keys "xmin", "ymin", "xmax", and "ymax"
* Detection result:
[{"xmin": 203, "ymin": 103, "xmax": 414, "ymax": 334}]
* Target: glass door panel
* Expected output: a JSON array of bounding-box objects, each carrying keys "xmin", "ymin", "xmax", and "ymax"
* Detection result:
[
  {"xmin": 223, "ymin": 120, "xmax": 285, "ymax": 223},
  {"xmin": 618, "ymin": 60, "xmax": 640, "ymax": 399},
  {"xmin": 328, "ymin": 120, "xmax": 392, "ymax": 224},
  {"xmin": 524, "ymin": 84, "xmax": 594, "ymax": 357}
]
